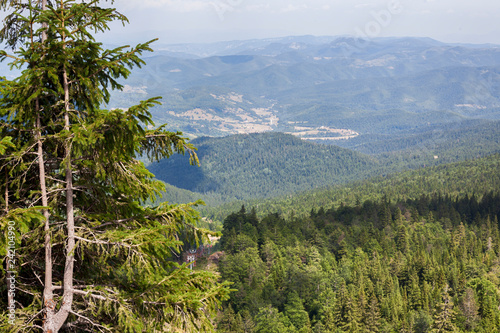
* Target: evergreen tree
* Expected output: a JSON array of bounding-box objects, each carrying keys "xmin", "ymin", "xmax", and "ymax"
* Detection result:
[
  {"xmin": 284, "ymin": 291, "xmax": 311, "ymax": 332},
  {"xmin": 240, "ymin": 309, "xmax": 256, "ymax": 333},
  {"xmin": 408, "ymin": 272, "xmax": 422, "ymax": 310},
  {"xmin": 396, "ymin": 224, "xmax": 410, "ymax": 254},
  {"xmin": 432, "ymin": 285, "xmax": 458, "ymax": 332},
  {"xmin": 413, "ymin": 310, "xmax": 432, "ymax": 333},
  {"xmin": 340, "ymin": 288, "xmax": 362, "ymax": 333},
  {"xmin": 364, "ymin": 295, "xmax": 381, "ymax": 333},
  {"xmin": 254, "ymin": 306, "xmax": 294, "ymax": 333},
  {"xmin": 217, "ymin": 305, "xmax": 245, "ymax": 333},
  {"xmin": 458, "ymin": 287, "xmax": 479, "ymax": 331},
  {"xmin": 0, "ymin": 1, "xmax": 229, "ymax": 331}
]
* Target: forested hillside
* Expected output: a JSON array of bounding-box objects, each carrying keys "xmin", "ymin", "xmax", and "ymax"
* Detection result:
[
  {"xmin": 150, "ymin": 117, "xmax": 500, "ymax": 209},
  {"xmin": 149, "ymin": 132, "xmax": 378, "ymax": 201},
  {"xmin": 336, "ymin": 120, "xmax": 500, "ymax": 160},
  {"xmin": 201, "ymin": 154, "xmax": 500, "ymax": 222},
  {"xmin": 215, "ymin": 191, "xmax": 500, "ymax": 332}
]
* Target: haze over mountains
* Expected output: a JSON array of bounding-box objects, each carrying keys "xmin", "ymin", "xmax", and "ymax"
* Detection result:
[
  {"xmin": 110, "ymin": 35, "xmax": 500, "ymax": 143},
  {"xmin": 108, "ymin": 35, "xmax": 500, "ymax": 202}
]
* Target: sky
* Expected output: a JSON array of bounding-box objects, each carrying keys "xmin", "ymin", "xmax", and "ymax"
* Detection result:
[
  {"xmin": 97, "ymin": 0, "xmax": 500, "ymax": 46},
  {"xmin": 0, "ymin": 1, "xmax": 499, "ymax": 46}
]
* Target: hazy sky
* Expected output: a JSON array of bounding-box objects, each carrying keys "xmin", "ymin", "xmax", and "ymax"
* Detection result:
[
  {"xmin": 97, "ymin": 0, "xmax": 500, "ymax": 45},
  {"xmin": 1, "ymin": 1, "xmax": 499, "ymax": 45}
]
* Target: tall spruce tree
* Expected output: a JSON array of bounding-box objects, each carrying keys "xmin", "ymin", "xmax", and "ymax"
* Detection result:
[
  {"xmin": 432, "ymin": 285, "xmax": 458, "ymax": 333},
  {"xmin": 0, "ymin": 1, "xmax": 230, "ymax": 332}
]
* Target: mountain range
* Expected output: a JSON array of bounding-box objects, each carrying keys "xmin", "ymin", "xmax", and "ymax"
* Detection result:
[
  {"xmin": 107, "ymin": 36, "xmax": 500, "ymax": 204},
  {"xmin": 109, "ymin": 36, "xmax": 500, "ymax": 147}
]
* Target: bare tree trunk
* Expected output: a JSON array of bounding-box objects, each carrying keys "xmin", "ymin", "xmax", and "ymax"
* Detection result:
[
  {"xmin": 37, "ymin": 1, "xmax": 58, "ymax": 332},
  {"xmin": 38, "ymin": 108, "xmax": 56, "ymax": 332},
  {"xmin": 53, "ymin": 74, "xmax": 74, "ymax": 332},
  {"xmin": 52, "ymin": 7, "xmax": 75, "ymax": 328}
]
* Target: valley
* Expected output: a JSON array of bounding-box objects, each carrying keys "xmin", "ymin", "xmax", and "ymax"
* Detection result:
[
  {"xmin": 118, "ymin": 35, "xmax": 500, "ymax": 209},
  {"xmin": 109, "ymin": 36, "xmax": 500, "ymax": 149},
  {"xmin": 113, "ymin": 36, "xmax": 500, "ymax": 332}
]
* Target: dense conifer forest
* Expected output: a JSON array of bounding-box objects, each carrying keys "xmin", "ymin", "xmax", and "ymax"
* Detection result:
[
  {"xmin": 151, "ymin": 124, "xmax": 500, "ymax": 207},
  {"xmin": 214, "ymin": 192, "xmax": 500, "ymax": 332},
  {"xmin": 201, "ymin": 154, "xmax": 500, "ymax": 223},
  {"xmin": 149, "ymin": 132, "xmax": 378, "ymax": 201}
]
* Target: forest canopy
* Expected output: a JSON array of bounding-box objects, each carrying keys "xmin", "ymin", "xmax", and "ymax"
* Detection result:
[{"xmin": 216, "ymin": 192, "xmax": 500, "ymax": 332}]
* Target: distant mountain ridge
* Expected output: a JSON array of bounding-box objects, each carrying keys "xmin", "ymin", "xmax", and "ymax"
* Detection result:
[
  {"xmin": 150, "ymin": 35, "xmax": 500, "ymax": 58},
  {"xmin": 108, "ymin": 35, "xmax": 500, "ymax": 154},
  {"xmin": 151, "ymin": 35, "xmax": 346, "ymax": 58}
]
